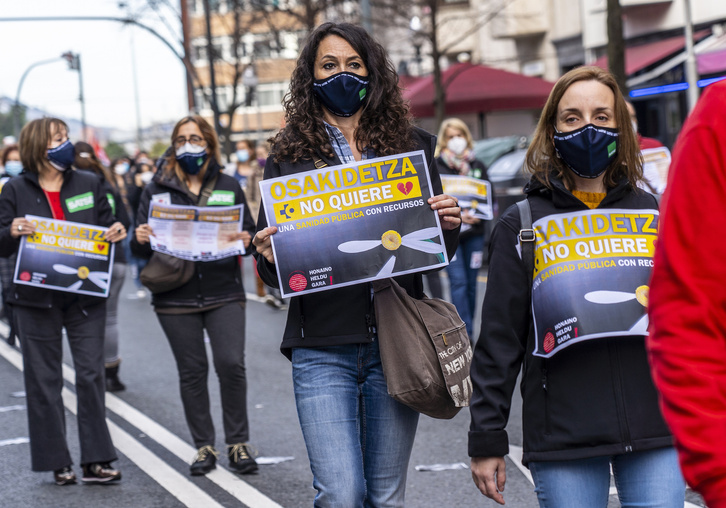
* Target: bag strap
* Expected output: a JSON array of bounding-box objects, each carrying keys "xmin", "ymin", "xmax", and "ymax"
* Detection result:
[
  {"xmin": 516, "ymin": 198, "xmax": 535, "ymax": 282},
  {"xmin": 198, "ymin": 173, "xmax": 220, "ymax": 207}
]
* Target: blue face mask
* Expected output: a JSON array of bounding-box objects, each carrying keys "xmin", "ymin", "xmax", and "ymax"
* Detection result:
[
  {"xmin": 553, "ymin": 124, "xmax": 619, "ymax": 179},
  {"xmin": 4, "ymin": 160, "xmax": 23, "ymax": 176},
  {"xmin": 313, "ymin": 72, "xmax": 369, "ymax": 117},
  {"xmin": 236, "ymin": 149, "xmax": 250, "ymax": 163},
  {"xmin": 47, "ymin": 139, "xmax": 75, "ymax": 172},
  {"xmin": 175, "ymin": 143, "xmax": 208, "ymax": 175}
]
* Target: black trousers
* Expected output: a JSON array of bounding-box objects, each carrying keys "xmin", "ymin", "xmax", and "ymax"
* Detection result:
[
  {"xmin": 157, "ymin": 302, "xmax": 249, "ymax": 449},
  {"xmin": 14, "ymin": 296, "xmax": 117, "ymax": 471}
]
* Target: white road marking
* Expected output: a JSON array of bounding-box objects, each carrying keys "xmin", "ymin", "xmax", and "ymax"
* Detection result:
[
  {"xmin": 0, "ymin": 437, "xmax": 29, "ymax": 447},
  {"xmin": 0, "ymin": 338, "xmax": 283, "ymax": 508},
  {"xmin": 0, "ymin": 405, "xmax": 26, "ymax": 412},
  {"xmin": 508, "ymin": 445, "xmax": 700, "ymax": 507}
]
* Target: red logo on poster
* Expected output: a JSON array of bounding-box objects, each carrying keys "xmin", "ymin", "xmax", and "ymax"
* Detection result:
[
  {"xmin": 543, "ymin": 332, "xmax": 555, "ymax": 353},
  {"xmin": 288, "ymin": 272, "xmax": 308, "ymax": 292},
  {"xmin": 19, "ymin": 271, "xmax": 31, "ymax": 282},
  {"xmin": 397, "ymin": 181, "xmax": 413, "ymax": 195}
]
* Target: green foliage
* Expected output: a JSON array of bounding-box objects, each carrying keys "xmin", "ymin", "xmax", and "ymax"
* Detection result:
[
  {"xmin": 0, "ymin": 106, "xmax": 26, "ymax": 139},
  {"xmin": 104, "ymin": 140, "xmax": 128, "ymax": 161},
  {"xmin": 150, "ymin": 141, "xmax": 169, "ymax": 159}
]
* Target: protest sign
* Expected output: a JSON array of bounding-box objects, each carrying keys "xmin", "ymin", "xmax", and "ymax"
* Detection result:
[
  {"xmin": 148, "ymin": 202, "xmax": 245, "ymax": 261},
  {"xmin": 260, "ymin": 150, "xmax": 448, "ymax": 297},
  {"xmin": 440, "ymin": 175, "xmax": 493, "ymax": 220},
  {"xmin": 13, "ymin": 215, "xmax": 114, "ymax": 297},
  {"xmin": 528, "ymin": 208, "xmax": 658, "ymax": 358}
]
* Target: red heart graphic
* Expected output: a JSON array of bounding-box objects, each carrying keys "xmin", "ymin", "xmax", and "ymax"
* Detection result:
[
  {"xmin": 397, "ymin": 181, "xmax": 413, "ymax": 195},
  {"xmin": 97, "ymin": 244, "xmax": 106, "ymax": 252}
]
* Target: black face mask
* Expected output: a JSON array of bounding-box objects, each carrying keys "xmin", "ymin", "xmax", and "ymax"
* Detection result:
[
  {"xmin": 553, "ymin": 124, "xmax": 619, "ymax": 179},
  {"xmin": 47, "ymin": 140, "xmax": 75, "ymax": 172},
  {"xmin": 313, "ymin": 72, "xmax": 369, "ymax": 117}
]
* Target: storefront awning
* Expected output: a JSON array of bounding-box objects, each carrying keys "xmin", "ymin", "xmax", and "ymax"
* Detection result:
[{"xmin": 400, "ymin": 62, "xmax": 554, "ymax": 118}]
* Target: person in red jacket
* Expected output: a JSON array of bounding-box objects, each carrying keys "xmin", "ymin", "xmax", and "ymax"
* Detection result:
[{"xmin": 647, "ymin": 79, "xmax": 726, "ymax": 507}]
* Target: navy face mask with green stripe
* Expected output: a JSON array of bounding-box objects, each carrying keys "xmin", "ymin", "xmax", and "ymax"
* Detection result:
[
  {"xmin": 553, "ymin": 124, "xmax": 619, "ymax": 179},
  {"xmin": 313, "ymin": 72, "xmax": 369, "ymax": 117}
]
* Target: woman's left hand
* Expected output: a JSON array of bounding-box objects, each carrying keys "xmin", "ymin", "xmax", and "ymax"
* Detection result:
[
  {"xmin": 104, "ymin": 222, "xmax": 127, "ymax": 243},
  {"xmin": 428, "ymin": 194, "xmax": 462, "ymax": 230},
  {"xmin": 228, "ymin": 231, "xmax": 252, "ymax": 248}
]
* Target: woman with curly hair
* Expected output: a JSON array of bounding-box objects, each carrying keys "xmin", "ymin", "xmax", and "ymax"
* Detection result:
[{"xmin": 253, "ymin": 22, "xmax": 461, "ymax": 507}]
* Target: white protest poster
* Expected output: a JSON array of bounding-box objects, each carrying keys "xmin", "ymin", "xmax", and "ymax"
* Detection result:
[
  {"xmin": 440, "ymin": 175, "xmax": 494, "ymax": 220},
  {"xmin": 527, "ymin": 209, "xmax": 658, "ymax": 358},
  {"xmin": 14, "ymin": 215, "xmax": 114, "ymax": 297},
  {"xmin": 148, "ymin": 202, "xmax": 245, "ymax": 261},
  {"xmin": 259, "ymin": 150, "xmax": 448, "ymax": 297}
]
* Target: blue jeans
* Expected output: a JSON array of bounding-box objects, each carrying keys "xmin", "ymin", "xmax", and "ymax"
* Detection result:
[
  {"xmin": 292, "ymin": 341, "xmax": 419, "ymax": 508},
  {"xmin": 529, "ymin": 447, "xmax": 685, "ymax": 508},
  {"xmin": 446, "ymin": 234, "xmax": 484, "ymax": 338}
]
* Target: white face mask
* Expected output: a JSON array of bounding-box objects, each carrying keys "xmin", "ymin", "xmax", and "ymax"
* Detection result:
[
  {"xmin": 446, "ymin": 136, "xmax": 468, "ymax": 156},
  {"xmin": 140, "ymin": 171, "xmax": 154, "ymax": 184},
  {"xmin": 631, "ymin": 120, "xmax": 638, "ymax": 134}
]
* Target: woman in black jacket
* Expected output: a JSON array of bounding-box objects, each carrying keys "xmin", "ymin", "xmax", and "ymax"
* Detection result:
[
  {"xmin": 435, "ymin": 118, "xmax": 489, "ymax": 339},
  {"xmin": 0, "ymin": 118, "xmax": 126, "ymax": 485},
  {"xmin": 468, "ymin": 67, "xmax": 685, "ymax": 506},
  {"xmin": 132, "ymin": 115, "xmax": 257, "ymax": 477},
  {"xmin": 74, "ymin": 142, "xmax": 132, "ymax": 391},
  {"xmin": 252, "ymin": 22, "xmax": 460, "ymax": 506}
]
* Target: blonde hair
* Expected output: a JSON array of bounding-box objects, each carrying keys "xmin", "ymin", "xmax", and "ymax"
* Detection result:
[
  {"xmin": 435, "ymin": 118, "xmax": 474, "ymax": 157},
  {"xmin": 18, "ymin": 117, "xmax": 68, "ymax": 174},
  {"xmin": 525, "ymin": 66, "xmax": 642, "ymax": 190},
  {"xmin": 165, "ymin": 115, "xmax": 221, "ymax": 182}
]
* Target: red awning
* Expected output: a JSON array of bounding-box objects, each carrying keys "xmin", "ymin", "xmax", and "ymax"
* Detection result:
[
  {"xmin": 401, "ymin": 62, "xmax": 555, "ymax": 118},
  {"xmin": 699, "ymin": 48, "xmax": 726, "ymax": 74},
  {"xmin": 593, "ymin": 30, "xmax": 710, "ymax": 75}
]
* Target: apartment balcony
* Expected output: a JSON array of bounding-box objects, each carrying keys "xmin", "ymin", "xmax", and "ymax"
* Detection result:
[
  {"xmin": 491, "ymin": 0, "xmax": 547, "ymax": 39},
  {"xmin": 620, "ymin": 0, "xmax": 672, "ymax": 7}
]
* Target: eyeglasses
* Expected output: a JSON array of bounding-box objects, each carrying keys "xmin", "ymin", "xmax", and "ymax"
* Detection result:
[{"xmin": 173, "ymin": 135, "xmax": 205, "ymax": 148}]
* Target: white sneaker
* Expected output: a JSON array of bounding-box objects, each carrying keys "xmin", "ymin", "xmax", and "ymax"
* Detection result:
[{"xmin": 136, "ymin": 289, "xmax": 147, "ymax": 299}]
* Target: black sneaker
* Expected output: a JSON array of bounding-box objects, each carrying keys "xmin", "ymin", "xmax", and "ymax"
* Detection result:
[
  {"xmin": 81, "ymin": 462, "xmax": 121, "ymax": 483},
  {"xmin": 54, "ymin": 466, "xmax": 77, "ymax": 486},
  {"xmin": 190, "ymin": 445, "xmax": 218, "ymax": 476},
  {"xmin": 227, "ymin": 443, "xmax": 258, "ymax": 475}
]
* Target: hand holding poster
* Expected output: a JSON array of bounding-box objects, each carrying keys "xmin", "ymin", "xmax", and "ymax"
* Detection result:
[
  {"xmin": 148, "ymin": 202, "xmax": 245, "ymax": 261},
  {"xmin": 440, "ymin": 175, "xmax": 493, "ymax": 220},
  {"xmin": 260, "ymin": 150, "xmax": 448, "ymax": 297},
  {"xmin": 13, "ymin": 215, "xmax": 114, "ymax": 297},
  {"xmin": 528, "ymin": 209, "xmax": 658, "ymax": 358}
]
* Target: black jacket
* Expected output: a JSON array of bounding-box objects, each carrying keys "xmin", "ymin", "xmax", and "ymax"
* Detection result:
[
  {"xmin": 130, "ymin": 159, "xmax": 256, "ymax": 309},
  {"xmin": 0, "ymin": 170, "xmax": 115, "ymax": 309},
  {"xmin": 468, "ymin": 174, "xmax": 672, "ymax": 465},
  {"xmin": 436, "ymin": 155, "xmax": 490, "ymax": 241},
  {"xmin": 254, "ymin": 127, "xmax": 460, "ymax": 359}
]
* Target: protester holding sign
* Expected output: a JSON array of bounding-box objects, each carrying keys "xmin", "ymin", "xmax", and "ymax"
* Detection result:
[
  {"xmin": 436, "ymin": 118, "xmax": 490, "ymax": 339},
  {"xmin": 252, "ymin": 22, "xmax": 460, "ymax": 506},
  {"xmin": 74, "ymin": 141, "xmax": 132, "ymax": 392},
  {"xmin": 468, "ymin": 67, "xmax": 684, "ymax": 506},
  {"xmin": 0, "ymin": 118, "xmax": 126, "ymax": 486},
  {"xmin": 132, "ymin": 115, "xmax": 258, "ymax": 477}
]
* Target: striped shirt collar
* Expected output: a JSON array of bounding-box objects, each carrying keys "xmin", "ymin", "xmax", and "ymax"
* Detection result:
[{"xmin": 323, "ymin": 122, "xmax": 375, "ymax": 163}]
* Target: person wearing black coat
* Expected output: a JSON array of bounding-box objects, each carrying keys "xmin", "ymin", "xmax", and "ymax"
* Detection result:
[
  {"xmin": 468, "ymin": 67, "xmax": 685, "ymax": 507},
  {"xmin": 74, "ymin": 142, "xmax": 132, "ymax": 391},
  {"xmin": 0, "ymin": 118, "xmax": 126, "ymax": 486},
  {"xmin": 131, "ymin": 115, "xmax": 258, "ymax": 477}
]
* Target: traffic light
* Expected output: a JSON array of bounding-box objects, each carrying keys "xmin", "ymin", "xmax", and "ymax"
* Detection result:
[{"xmin": 61, "ymin": 52, "xmax": 80, "ymax": 71}]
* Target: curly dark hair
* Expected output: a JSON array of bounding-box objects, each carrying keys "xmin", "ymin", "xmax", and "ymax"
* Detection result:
[{"xmin": 271, "ymin": 22, "xmax": 414, "ymax": 163}]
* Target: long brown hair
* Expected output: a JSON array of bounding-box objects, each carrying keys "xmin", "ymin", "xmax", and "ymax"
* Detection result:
[
  {"xmin": 18, "ymin": 117, "xmax": 69, "ymax": 174},
  {"xmin": 165, "ymin": 115, "xmax": 221, "ymax": 182},
  {"xmin": 74, "ymin": 141, "xmax": 116, "ymax": 189},
  {"xmin": 525, "ymin": 66, "xmax": 642, "ymax": 190},
  {"xmin": 271, "ymin": 22, "xmax": 414, "ymax": 163}
]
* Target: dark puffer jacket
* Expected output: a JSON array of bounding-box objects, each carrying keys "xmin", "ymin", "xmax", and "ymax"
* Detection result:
[
  {"xmin": 468, "ymin": 174, "xmax": 672, "ymax": 465},
  {"xmin": 130, "ymin": 159, "xmax": 256, "ymax": 309}
]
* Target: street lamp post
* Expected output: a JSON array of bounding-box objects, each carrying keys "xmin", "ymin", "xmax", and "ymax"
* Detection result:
[{"xmin": 14, "ymin": 57, "xmax": 63, "ymax": 138}]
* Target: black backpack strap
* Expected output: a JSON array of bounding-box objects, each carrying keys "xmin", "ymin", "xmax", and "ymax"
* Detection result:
[{"xmin": 516, "ymin": 199, "xmax": 536, "ymax": 282}]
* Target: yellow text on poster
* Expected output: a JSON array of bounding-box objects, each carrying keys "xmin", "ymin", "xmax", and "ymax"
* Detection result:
[
  {"xmin": 26, "ymin": 232, "xmax": 110, "ymax": 255},
  {"xmin": 272, "ymin": 177, "xmax": 422, "ymax": 224}
]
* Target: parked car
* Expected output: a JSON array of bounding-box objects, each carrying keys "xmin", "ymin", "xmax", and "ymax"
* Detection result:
[
  {"xmin": 488, "ymin": 148, "xmax": 529, "ymax": 219},
  {"xmin": 472, "ymin": 135, "xmax": 527, "ymax": 168}
]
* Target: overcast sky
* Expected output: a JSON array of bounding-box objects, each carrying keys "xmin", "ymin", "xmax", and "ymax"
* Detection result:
[{"xmin": 0, "ymin": 0, "xmax": 188, "ymax": 134}]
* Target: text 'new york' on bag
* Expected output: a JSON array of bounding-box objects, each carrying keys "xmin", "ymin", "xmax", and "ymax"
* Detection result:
[{"xmin": 372, "ymin": 278, "xmax": 473, "ymax": 419}]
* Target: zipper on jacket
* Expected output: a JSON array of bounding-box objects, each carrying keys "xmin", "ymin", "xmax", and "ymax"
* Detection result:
[
  {"xmin": 541, "ymin": 363, "xmax": 551, "ymax": 435},
  {"xmin": 610, "ymin": 341, "xmax": 633, "ymax": 453}
]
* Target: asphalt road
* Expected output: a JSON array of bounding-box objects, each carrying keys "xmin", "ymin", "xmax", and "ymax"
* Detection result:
[{"xmin": 0, "ymin": 257, "xmax": 706, "ymax": 507}]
